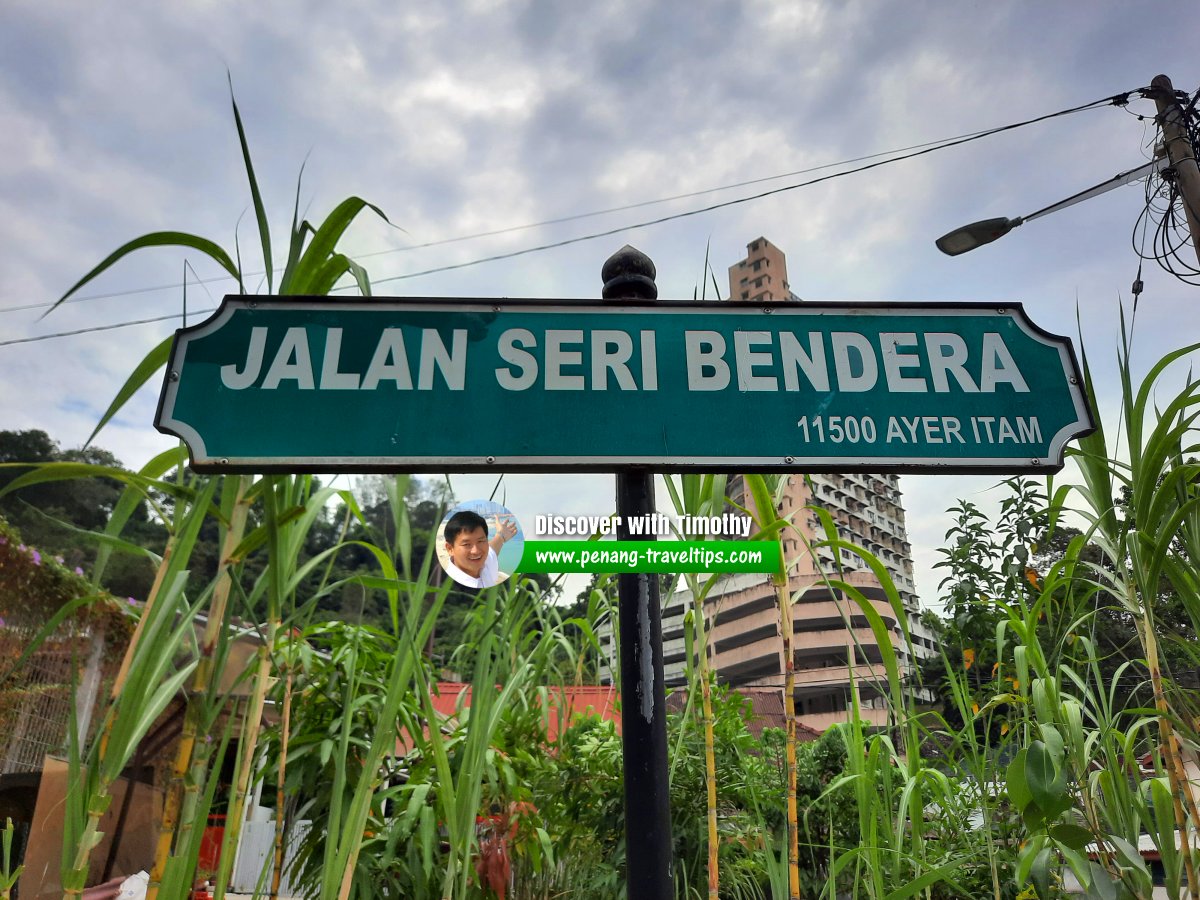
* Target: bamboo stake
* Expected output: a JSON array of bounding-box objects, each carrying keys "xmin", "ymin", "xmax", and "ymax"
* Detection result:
[
  {"xmin": 697, "ymin": 607, "xmax": 719, "ymax": 900},
  {"xmin": 101, "ymin": 538, "xmax": 176, "ymax": 756},
  {"xmin": 149, "ymin": 476, "xmax": 250, "ymax": 899},
  {"xmin": 214, "ymin": 638, "xmax": 273, "ymax": 900},
  {"xmin": 777, "ymin": 576, "xmax": 800, "ymax": 900},
  {"xmin": 270, "ymin": 667, "xmax": 294, "ymax": 899},
  {"xmin": 216, "ymin": 476, "xmax": 285, "ymax": 900},
  {"xmin": 64, "ymin": 537, "xmax": 178, "ymax": 900},
  {"xmin": 1142, "ymin": 608, "xmax": 1200, "ymax": 900},
  {"xmin": 746, "ymin": 474, "xmax": 801, "ymax": 900}
]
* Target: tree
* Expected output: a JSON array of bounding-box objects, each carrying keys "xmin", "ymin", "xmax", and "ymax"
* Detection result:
[{"xmin": 0, "ymin": 429, "xmax": 163, "ymax": 597}]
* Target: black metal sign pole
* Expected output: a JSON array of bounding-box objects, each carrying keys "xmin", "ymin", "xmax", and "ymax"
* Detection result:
[{"xmin": 602, "ymin": 245, "xmax": 674, "ymax": 899}]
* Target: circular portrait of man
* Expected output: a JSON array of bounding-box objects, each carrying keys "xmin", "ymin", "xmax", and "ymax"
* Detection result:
[{"xmin": 436, "ymin": 500, "xmax": 524, "ymax": 588}]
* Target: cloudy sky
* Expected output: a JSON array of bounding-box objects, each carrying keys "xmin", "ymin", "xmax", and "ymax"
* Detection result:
[{"xmin": 2, "ymin": 1, "xmax": 1198, "ymax": 608}]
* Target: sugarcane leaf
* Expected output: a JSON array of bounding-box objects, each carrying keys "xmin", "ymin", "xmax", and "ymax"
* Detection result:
[
  {"xmin": 229, "ymin": 76, "xmax": 272, "ymax": 293},
  {"xmin": 285, "ymin": 197, "xmax": 388, "ymax": 296},
  {"xmin": 86, "ymin": 334, "xmax": 175, "ymax": 448},
  {"xmin": 49, "ymin": 231, "xmax": 240, "ymax": 317}
]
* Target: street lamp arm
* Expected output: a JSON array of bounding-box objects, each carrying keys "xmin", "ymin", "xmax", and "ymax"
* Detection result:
[{"xmin": 935, "ymin": 158, "xmax": 1165, "ymax": 256}]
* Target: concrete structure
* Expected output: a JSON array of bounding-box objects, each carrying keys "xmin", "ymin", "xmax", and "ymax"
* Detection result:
[
  {"xmin": 727, "ymin": 236, "xmax": 801, "ymax": 302},
  {"xmin": 700, "ymin": 472, "xmax": 935, "ymax": 730},
  {"xmin": 598, "ymin": 237, "xmax": 936, "ymax": 732}
]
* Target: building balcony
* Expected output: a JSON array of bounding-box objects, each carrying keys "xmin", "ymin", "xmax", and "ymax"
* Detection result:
[
  {"xmin": 708, "ymin": 598, "xmax": 898, "ymax": 650},
  {"xmin": 793, "ymin": 662, "xmax": 891, "ymax": 689},
  {"xmin": 792, "ymin": 625, "xmax": 888, "ymax": 657}
]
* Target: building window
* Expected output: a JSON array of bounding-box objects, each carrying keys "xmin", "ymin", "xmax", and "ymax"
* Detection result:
[{"xmin": 741, "ymin": 291, "xmax": 749, "ymax": 299}]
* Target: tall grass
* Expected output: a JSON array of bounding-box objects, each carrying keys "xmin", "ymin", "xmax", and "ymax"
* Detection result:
[{"xmin": 4, "ymin": 84, "xmax": 408, "ymax": 900}]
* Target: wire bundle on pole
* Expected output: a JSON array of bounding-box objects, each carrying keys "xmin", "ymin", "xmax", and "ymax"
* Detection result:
[{"xmin": 1133, "ymin": 86, "xmax": 1200, "ymax": 286}]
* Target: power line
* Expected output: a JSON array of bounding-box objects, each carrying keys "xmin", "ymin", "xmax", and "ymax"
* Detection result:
[
  {"xmin": 0, "ymin": 126, "xmax": 1037, "ymax": 316},
  {"xmin": 353, "ymin": 89, "xmax": 1137, "ymax": 288},
  {"xmin": 0, "ymin": 123, "xmax": 1011, "ymax": 318},
  {"xmin": 0, "ymin": 262, "xmax": 219, "ymax": 348},
  {"xmin": 0, "ymin": 310, "xmax": 218, "ymax": 348},
  {"xmin": 0, "ymin": 88, "xmax": 1139, "ymax": 347},
  {"xmin": 0, "ymin": 89, "xmax": 1138, "ymax": 319},
  {"xmin": 344, "ymin": 125, "xmax": 1026, "ymax": 255},
  {"xmin": 0, "ymin": 278, "xmax": 221, "ymax": 315}
]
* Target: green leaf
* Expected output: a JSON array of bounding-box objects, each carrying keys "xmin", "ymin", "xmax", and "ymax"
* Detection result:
[
  {"xmin": 1049, "ymin": 822, "xmax": 1095, "ymax": 850},
  {"xmin": 87, "ymin": 334, "xmax": 175, "ymax": 447},
  {"xmin": 1085, "ymin": 862, "xmax": 1118, "ymax": 900},
  {"xmin": 1024, "ymin": 741, "xmax": 1064, "ymax": 813},
  {"xmin": 1017, "ymin": 834, "xmax": 1047, "ymax": 884},
  {"xmin": 0, "ymin": 594, "xmax": 116, "ymax": 689},
  {"xmin": 229, "ymin": 76, "xmax": 272, "ymax": 292},
  {"xmin": 345, "ymin": 256, "xmax": 373, "ymax": 297},
  {"xmin": 1030, "ymin": 846, "xmax": 1052, "ymax": 900},
  {"xmin": 308, "ymin": 254, "xmax": 352, "ymax": 296},
  {"xmin": 0, "ymin": 462, "xmax": 162, "ymax": 502},
  {"xmin": 92, "ymin": 445, "xmax": 187, "ymax": 583},
  {"xmin": 1108, "ymin": 834, "xmax": 1151, "ymax": 880},
  {"xmin": 1038, "ymin": 722, "xmax": 1065, "ymax": 768},
  {"xmin": 18, "ymin": 505, "xmax": 160, "ymax": 563},
  {"xmin": 282, "ymin": 196, "xmax": 389, "ymax": 295},
  {"xmin": 880, "ymin": 864, "xmax": 968, "ymax": 900},
  {"xmin": 1006, "ymin": 748, "xmax": 1033, "ymax": 812},
  {"xmin": 419, "ymin": 805, "xmax": 435, "ymax": 881},
  {"xmin": 399, "ymin": 783, "xmax": 431, "ymax": 833},
  {"xmin": 49, "ymin": 231, "xmax": 240, "ymax": 317}
]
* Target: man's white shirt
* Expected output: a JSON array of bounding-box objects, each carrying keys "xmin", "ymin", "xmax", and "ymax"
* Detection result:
[{"xmin": 445, "ymin": 546, "xmax": 500, "ymax": 588}]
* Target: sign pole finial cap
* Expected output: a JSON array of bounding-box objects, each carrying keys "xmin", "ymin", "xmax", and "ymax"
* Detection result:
[{"xmin": 602, "ymin": 245, "xmax": 657, "ymax": 300}]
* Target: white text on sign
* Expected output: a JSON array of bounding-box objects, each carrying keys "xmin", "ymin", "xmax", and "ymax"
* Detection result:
[{"xmin": 219, "ymin": 326, "xmax": 1032, "ymax": 394}]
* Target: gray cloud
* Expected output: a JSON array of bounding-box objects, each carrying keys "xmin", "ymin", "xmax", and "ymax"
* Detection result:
[{"xmin": 2, "ymin": 0, "xmax": 1198, "ymax": 609}]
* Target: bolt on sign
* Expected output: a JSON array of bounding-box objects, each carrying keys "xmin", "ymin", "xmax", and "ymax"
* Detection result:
[{"xmin": 155, "ymin": 297, "xmax": 1094, "ymax": 473}]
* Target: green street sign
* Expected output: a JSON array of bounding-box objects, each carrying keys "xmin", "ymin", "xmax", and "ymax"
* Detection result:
[{"xmin": 155, "ymin": 296, "xmax": 1094, "ymax": 473}]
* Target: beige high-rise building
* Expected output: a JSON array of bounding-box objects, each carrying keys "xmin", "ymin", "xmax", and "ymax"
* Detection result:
[
  {"xmin": 727, "ymin": 236, "xmax": 800, "ymax": 303},
  {"xmin": 598, "ymin": 237, "xmax": 935, "ymax": 731}
]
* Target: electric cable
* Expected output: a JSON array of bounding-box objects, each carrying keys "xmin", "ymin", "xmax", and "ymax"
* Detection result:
[
  {"xmin": 1134, "ymin": 83, "xmax": 1200, "ymax": 285},
  {"xmin": 0, "ymin": 87, "xmax": 1146, "ymax": 345},
  {"xmin": 358, "ymin": 90, "xmax": 1141, "ymax": 289},
  {"xmin": 0, "ymin": 92, "xmax": 1139, "ymax": 317},
  {"xmin": 0, "ymin": 310, "xmax": 219, "ymax": 347}
]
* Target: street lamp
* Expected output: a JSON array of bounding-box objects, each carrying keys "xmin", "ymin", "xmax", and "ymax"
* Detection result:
[
  {"xmin": 935, "ymin": 216, "xmax": 1024, "ymax": 255},
  {"xmin": 935, "ymin": 159, "xmax": 1163, "ymax": 256}
]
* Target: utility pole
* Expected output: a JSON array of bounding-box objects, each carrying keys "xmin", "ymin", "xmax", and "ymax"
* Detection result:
[{"xmin": 1151, "ymin": 74, "xmax": 1200, "ymax": 268}]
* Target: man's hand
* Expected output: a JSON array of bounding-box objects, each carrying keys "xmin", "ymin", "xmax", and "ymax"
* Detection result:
[{"xmin": 490, "ymin": 514, "xmax": 518, "ymax": 553}]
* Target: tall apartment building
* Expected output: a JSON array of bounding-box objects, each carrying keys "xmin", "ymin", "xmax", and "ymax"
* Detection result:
[
  {"xmin": 727, "ymin": 236, "xmax": 801, "ymax": 303},
  {"xmin": 598, "ymin": 237, "xmax": 936, "ymax": 732}
]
